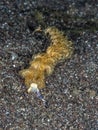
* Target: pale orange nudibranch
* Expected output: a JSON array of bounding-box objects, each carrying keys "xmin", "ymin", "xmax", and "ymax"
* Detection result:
[{"xmin": 19, "ymin": 27, "xmax": 73, "ymax": 106}]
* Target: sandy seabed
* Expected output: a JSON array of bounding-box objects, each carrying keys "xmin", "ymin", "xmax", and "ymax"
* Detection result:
[{"xmin": 0, "ymin": 0, "xmax": 98, "ymax": 130}]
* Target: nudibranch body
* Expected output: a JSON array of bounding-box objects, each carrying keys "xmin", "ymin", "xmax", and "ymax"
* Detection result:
[{"xmin": 19, "ymin": 27, "xmax": 73, "ymax": 103}]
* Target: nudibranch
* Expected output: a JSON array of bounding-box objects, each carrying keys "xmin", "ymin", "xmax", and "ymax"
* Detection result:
[{"xmin": 19, "ymin": 27, "xmax": 73, "ymax": 106}]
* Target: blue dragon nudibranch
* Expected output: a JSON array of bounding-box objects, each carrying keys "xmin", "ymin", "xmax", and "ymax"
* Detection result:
[{"xmin": 19, "ymin": 27, "xmax": 73, "ymax": 106}]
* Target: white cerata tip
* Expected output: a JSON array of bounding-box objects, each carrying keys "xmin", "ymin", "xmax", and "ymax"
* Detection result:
[{"xmin": 28, "ymin": 83, "xmax": 39, "ymax": 93}]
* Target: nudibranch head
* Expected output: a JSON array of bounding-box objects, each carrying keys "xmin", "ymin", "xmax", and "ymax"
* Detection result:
[
  {"xmin": 28, "ymin": 83, "xmax": 39, "ymax": 93},
  {"xmin": 28, "ymin": 83, "xmax": 47, "ymax": 107}
]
